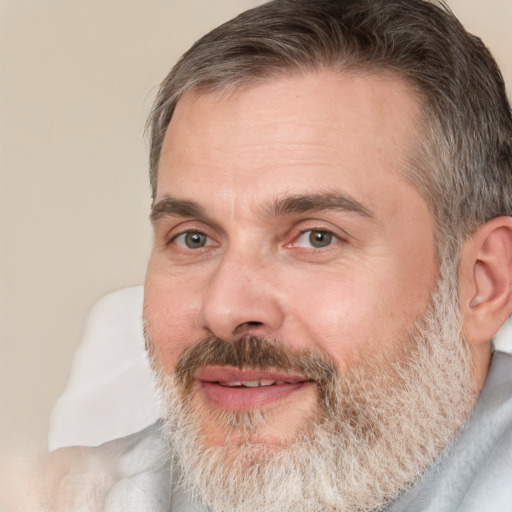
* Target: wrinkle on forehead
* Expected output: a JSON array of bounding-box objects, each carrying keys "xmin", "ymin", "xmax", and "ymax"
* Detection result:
[
  {"xmin": 163, "ymin": 70, "xmax": 421, "ymax": 161},
  {"xmin": 156, "ymin": 70, "xmax": 425, "ymax": 226}
]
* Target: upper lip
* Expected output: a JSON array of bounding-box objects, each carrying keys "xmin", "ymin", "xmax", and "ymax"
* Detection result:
[{"xmin": 194, "ymin": 365, "xmax": 309, "ymax": 384}]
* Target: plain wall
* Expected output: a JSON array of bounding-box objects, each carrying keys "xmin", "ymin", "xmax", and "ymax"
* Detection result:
[{"xmin": 0, "ymin": 0, "xmax": 511, "ymax": 450}]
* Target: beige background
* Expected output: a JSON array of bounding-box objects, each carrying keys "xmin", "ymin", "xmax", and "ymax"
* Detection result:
[{"xmin": 0, "ymin": 0, "xmax": 511, "ymax": 451}]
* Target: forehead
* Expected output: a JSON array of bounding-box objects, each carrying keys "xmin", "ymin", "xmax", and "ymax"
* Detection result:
[{"xmin": 156, "ymin": 71, "xmax": 424, "ymax": 219}]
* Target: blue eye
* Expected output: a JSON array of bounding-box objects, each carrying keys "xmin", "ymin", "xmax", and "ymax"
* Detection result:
[
  {"xmin": 174, "ymin": 231, "xmax": 211, "ymax": 249},
  {"xmin": 296, "ymin": 229, "xmax": 336, "ymax": 248}
]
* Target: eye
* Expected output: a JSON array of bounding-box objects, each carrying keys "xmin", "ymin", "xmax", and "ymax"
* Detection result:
[
  {"xmin": 295, "ymin": 229, "xmax": 337, "ymax": 248},
  {"xmin": 173, "ymin": 231, "xmax": 212, "ymax": 249}
]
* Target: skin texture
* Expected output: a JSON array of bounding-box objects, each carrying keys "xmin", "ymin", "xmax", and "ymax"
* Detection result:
[{"xmin": 144, "ymin": 71, "xmax": 441, "ymax": 446}]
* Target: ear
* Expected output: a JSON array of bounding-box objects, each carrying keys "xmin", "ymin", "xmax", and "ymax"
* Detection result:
[{"xmin": 459, "ymin": 216, "xmax": 512, "ymax": 347}]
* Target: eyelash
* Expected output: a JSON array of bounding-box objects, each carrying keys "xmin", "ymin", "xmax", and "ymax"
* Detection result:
[
  {"xmin": 169, "ymin": 226, "xmax": 343, "ymax": 254},
  {"xmin": 172, "ymin": 230, "xmax": 216, "ymax": 250},
  {"xmin": 289, "ymin": 228, "xmax": 342, "ymax": 251}
]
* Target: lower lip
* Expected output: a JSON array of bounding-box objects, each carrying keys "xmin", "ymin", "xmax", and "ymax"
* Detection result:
[{"xmin": 199, "ymin": 381, "xmax": 310, "ymax": 411}]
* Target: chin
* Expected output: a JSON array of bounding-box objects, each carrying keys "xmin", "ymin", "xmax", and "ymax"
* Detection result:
[{"xmin": 192, "ymin": 388, "xmax": 321, "ymax": 450}]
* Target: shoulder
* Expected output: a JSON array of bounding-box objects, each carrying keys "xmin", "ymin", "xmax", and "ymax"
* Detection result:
[
  {"xmin": 455, "ymin": 351, "xmax": 512, "ymax": 510},
  {"xmin": 44, "ymin": 421, "xmax": 171, "ymax": 511}
]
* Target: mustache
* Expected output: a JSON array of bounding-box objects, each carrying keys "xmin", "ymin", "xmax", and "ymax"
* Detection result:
[{"xmin": 173, "ymin": 335, "xmax": 340, "ymax": 408}]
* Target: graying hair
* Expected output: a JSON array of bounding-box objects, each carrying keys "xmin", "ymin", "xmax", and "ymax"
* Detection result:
[{"xmin": 147, "ymin": 0, "xmax": 512, "ymax": 257}]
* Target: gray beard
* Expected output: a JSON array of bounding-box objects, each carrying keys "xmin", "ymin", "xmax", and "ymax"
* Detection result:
[{"xmin": 147, "ymin": 260, "xmax": 476, "ymax": 512}]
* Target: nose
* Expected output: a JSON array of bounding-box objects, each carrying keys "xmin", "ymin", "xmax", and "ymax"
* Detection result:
[{"xmin": 197, "ymin": 250, "xmax": 284, "ymax": 340}]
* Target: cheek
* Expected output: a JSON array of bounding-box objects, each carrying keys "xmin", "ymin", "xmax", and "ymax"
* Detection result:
[
  {"xmin": 282, "ymin": 270, "xmax": 386, "ymax": 368},
  {"xmin": 283, "ymin": 263, "xmax": 433, "ymax": 371},
  {"xmin": 144, "ymin": 263, "xmax": 203, "ymax": 371}
]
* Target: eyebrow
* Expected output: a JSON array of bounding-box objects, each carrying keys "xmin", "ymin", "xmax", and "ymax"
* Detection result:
[
  {"xmin": 150, "ymin": 191, "xmax": 373, "ymax": 224},
  {"xmin": 268, "ymin": 191, "xmax": 373, "ymax": 219},
  {"xmin": 150, "ymin": 197, "xmax": 207, "ymax": 224}
]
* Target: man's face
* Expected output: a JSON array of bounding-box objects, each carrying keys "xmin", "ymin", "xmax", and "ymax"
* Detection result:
[
  {"xmin": 144, "ymin": 72, "xmax": 477, "ymax": 511},
  {"xmin": 145, "ymin": 71, "xmax": 438, "ymax": 445}
]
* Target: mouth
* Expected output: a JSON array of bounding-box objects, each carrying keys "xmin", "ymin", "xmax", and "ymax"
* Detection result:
[{"xmin": 194, "ymin": 366, "xmax": 312, "ymax": 411}]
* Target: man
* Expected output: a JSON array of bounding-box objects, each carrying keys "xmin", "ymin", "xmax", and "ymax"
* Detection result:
[{"xmin": 40, "ymin": 0, "xmax": 512, "ymax": 510}]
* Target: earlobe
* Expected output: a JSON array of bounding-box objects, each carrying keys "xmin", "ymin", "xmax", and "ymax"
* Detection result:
[{"xmin": 459, "ymin": 216, "xmax": 512, "ymax": 346}]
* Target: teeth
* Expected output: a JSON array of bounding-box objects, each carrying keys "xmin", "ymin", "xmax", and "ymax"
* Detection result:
[
  {"xmin": 242, "ymin": 381, "xmax": 259, "ymax": 387},
  {"xmin": 218, "ymin": 379, "xmax": 281, "ymax": 387}
]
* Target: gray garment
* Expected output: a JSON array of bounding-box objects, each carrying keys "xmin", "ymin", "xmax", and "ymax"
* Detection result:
[
  {"xmin": 98, "ymin": 351, "xmax": 512, "ymax": 512},
  {"xmin": 388, "ymin": 350, "xmax": 512, "ymax": 512}
]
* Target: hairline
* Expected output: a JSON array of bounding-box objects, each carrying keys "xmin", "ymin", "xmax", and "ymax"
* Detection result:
[{"xmin": 150, "ymin": 64, "xmax": 437, "ymax": 203}]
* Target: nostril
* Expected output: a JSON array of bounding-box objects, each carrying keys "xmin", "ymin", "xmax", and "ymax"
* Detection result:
[{"xmin": 233, "ymin": 321, "xmax": 264, "ymax": 335}]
